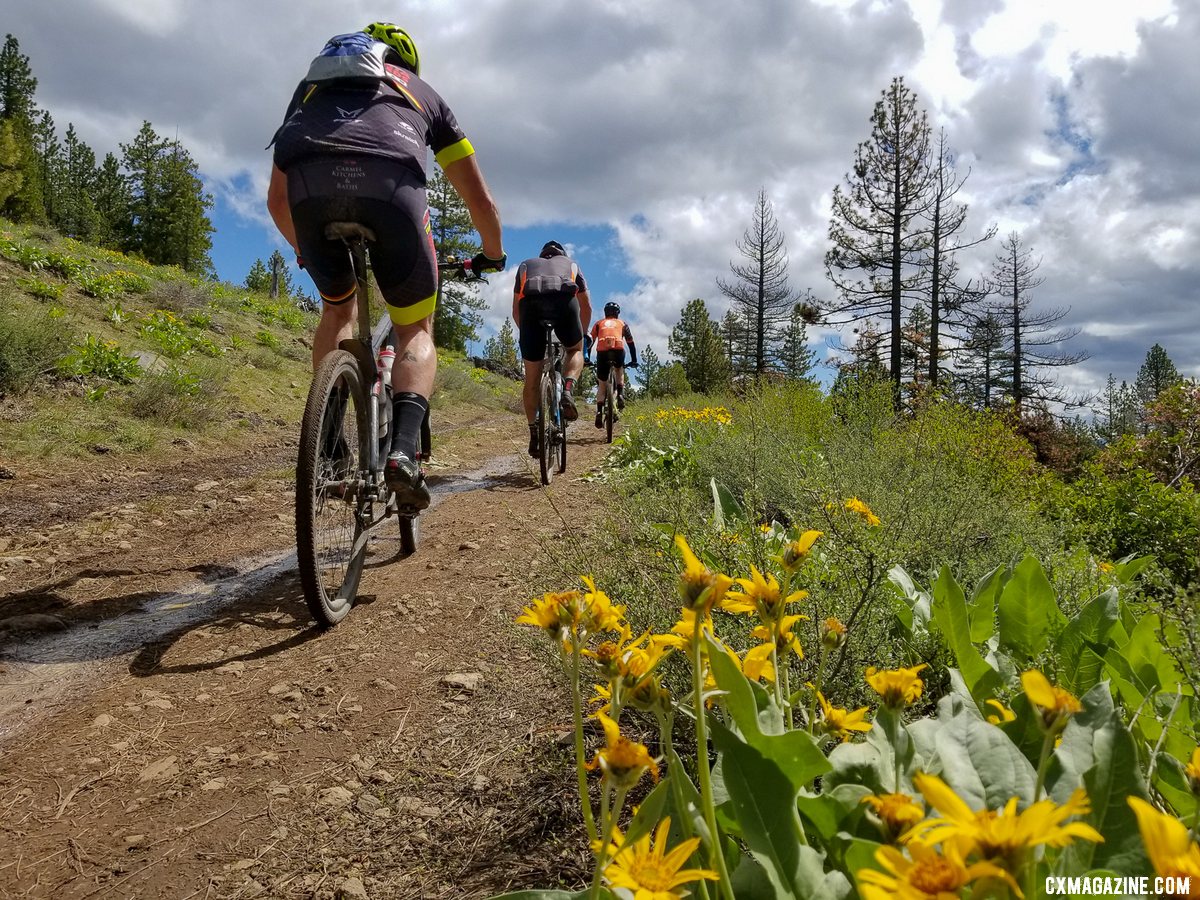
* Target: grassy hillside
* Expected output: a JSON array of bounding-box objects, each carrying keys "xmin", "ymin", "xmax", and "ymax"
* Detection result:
[{"xmin": 0, "ymin": 218, "xmax": 517, "ymax": 465}]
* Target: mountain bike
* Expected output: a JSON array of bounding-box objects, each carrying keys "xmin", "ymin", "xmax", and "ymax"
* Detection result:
[
  {"xmin": 600, "ymin": 360, "xmax": 620, "ymax": 444},
  {"xmin": 536, "ymin": 320, "xmax": 568, "ymax": 486},
  {"xmin": 295, "ymin": 221, "xmax": 479, "ymax": 627}
]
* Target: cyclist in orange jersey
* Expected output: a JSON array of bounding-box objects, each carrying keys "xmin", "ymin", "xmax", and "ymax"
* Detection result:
[{"xmin": 586, "ymin": 301, "xmax": 637, "ymax": 428}]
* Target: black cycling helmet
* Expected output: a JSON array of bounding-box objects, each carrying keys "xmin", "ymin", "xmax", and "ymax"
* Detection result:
[
  {"xmin": 540, "ymin": 240, "xmax": 566, "ymax": 258},
  {"xmin": 604, "ymin": 301, "xmax": 621, "ymax": 317}
]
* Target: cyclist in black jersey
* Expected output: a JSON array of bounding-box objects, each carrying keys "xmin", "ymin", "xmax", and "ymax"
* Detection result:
[
  {"xmin": 267, "ymin": 23, "xmax": 505, "ymax": 509},
  {"xmin": 512, "ymin": 241, "xmax": 592, "ymax": 457}
]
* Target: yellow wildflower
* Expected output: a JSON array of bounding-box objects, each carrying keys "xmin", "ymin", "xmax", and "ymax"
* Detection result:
[
  {"xmin": 604, "ymin": 817, "xmax": 718, "ymax": 899},
  {"xmin": 781, "ymin": 529, "xmax": 823, "ymax": 571},
  {"xmin": 910, "ymin": 772, "xmax": 1103, "ymax": 862},
  {"xmin": 816, "ymin": 690, "xmax": 872, "ymax": 742},
  {"xmin": 1097, "ymin": 560, "xmax": 1115, "ymax": 574},
  {"xmin": 860, "ymin": 841, "xmax": 1019, "ymax": 900},
  {"xmin": 863, "ymin": 792, "xmax": 926, "ymax": 841},
  {"xmin": 821, "ymin": 616, "xmax": 847, "ymax": 651},
  {"xmin": 742, "ymin": 642, "xmax": 777, "ymax": 683},
  {"xmin": 586, "ymin": 712, "xmax": 659, "ymax": 789},
  {"xmin": 581, "ymin": 574, "xmax": 626, "ymax": 633},
  {"xmin": 1021, "ymin": 670, "xmax": 1081, "ymax": 732},
  {"xmin": 1185, "ymin": 746, "xmax": 1200, "ymax": 796},
  {"xmin": 985, "ymin": 699, "xmax": 1016, "ymax": 725},
  {"xmin": 515, "ymin": 590, "xmax": 583, "ymax": 638},
  {"xmin": 674, "ymin": 535, "xmax": 734, "ymax": 614},
  {"xmin": 723, "ymin": 565, "xmax": 807, "ymax": 619},
  {"xmin": 751, "ymin": 612, "xmax": 807, "ymax": 659},
  {"xmin": 1128, "ymin": 798, "xmax": 1200, "ymax": 898},
  {"xmin": 866, "ymin": 664, "xmax": 928, "ymax": 708},
  {"xmin": 845, "ymin": 496, "xmax": 882, "ymax": 526}
]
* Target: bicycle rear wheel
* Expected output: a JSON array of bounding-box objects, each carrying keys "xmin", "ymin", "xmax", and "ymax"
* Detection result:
[
  {"xmin": 605, "ymin": 384, "xmax": 614, "ymax": 444},
  {"xmin": 399, "ymin": 514, "xmax": 419, "ymax": 554},
  {"xmin": 538, "ymin": 374, "xmax": 553, "ymax": 486},
  {"xmin": 296, "ymin": 350, "xmax": 369, "ymax": 627}
]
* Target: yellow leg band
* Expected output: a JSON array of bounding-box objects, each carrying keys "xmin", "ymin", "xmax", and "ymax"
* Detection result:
[{"xmin": 387, "ymin": 292, "xmax": 437, "ymax": 326}]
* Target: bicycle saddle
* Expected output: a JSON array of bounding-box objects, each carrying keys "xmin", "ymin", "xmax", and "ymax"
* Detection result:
[{"xmin": 324, "ymin": 222, "xmax": 377, "ymax": 243}]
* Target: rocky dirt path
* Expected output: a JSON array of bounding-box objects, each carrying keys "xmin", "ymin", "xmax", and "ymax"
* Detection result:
[{"xmin": 0, "ymin": 416, "xmax": 612, "ymax": 898}]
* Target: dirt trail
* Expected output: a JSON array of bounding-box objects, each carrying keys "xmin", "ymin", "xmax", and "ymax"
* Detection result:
[{"xmin": 0, "ymin": 414, "xmax": 612, "ymax": 898}]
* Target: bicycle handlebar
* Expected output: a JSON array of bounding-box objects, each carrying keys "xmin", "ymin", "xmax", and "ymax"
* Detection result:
[{"xmin": 438, "ymin": 258, "xmax": 486, "ymax": 284}]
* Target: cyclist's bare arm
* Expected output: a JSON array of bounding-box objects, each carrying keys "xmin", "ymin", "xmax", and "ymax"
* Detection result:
[
  {"xmin": 266, "ymin": 165, "xmax": 300, "ymax": 254},
  {"xmin": 577, "ymin": 289, "xmax": 593, "ymax": 338},
  {"xmin": 442, "ymin": 155, "xmax": 503, "ymax": 260},
  {"xmin": 512, "ymin": 290, "xmax": 521, "ymax": 326}
]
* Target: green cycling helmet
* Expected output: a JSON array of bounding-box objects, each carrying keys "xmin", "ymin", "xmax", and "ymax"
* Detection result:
[{"xmin": 363, "ymin": 22, "xmax": 420, "ymax": 75}]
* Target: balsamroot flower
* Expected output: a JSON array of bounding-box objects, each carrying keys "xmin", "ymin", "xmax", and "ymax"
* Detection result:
[
  {"xmin": 604, "ymin": 817, "xmax": 719, "ymax": 899},
  {"xmin": 723, "ymin": 565, "xmax": 808, "ymax": 621},
  {"xmin": 985, "ymin": 699, "xmax": 1016, "ymax": 725},
  {"xmin": 859, "ymin": 841, "xmax": 1018, "ymax": 900},
  {"xmin": 866, "ymin": 664, "xmax": 928, "ymax": 708},
  {"xmin": 781, "ymin": 529, "xmax": 823, "ymax": 572},
  {"xmin": 515, "ymin": 590, "xmax": 584, "ymax": 639},
  {"xmin": 910, "ymin": 772, "xmax": 1103, "ymax": 862},
  {"xmin": 586, "ymin": 712, "xmax": 659, "ymax": 789},
  {"xmin": 581, "ymin": 575, "xmax": 626, "ymax": 634},
  {"xmin": 845, "ymin": 496, "xmax": 882, "ymax": 526},
  {"xmin": 816, "ymin": 690, "xmax": 872, "ymax": 742},
  {"xmin": 1184, "ymin": 746, "xmax": 1200, "ymax": 796},
  {"xmin": 1021, "ymin": 670, "xmax": 1081, "ymax": 732},
  {"xmin": 863, "ymin": 792, "xmax": 926, "ymax": 842},
  {"xmin": 741, "ymin": 642, "xmax": 777, "ymax": 683},
  {"xmin": 751, "ymin": 613, "xmax": 807, "ymax": 659},
  {"xmin": 674, "ymin": 535, "xmax": 733, "ymax": 615},
  {"xmin": 820, "ymin": 616, "xmax": 847, "ymax": 651},
  {"xmin": 1128, "ymin": 797, "xmax": 1200, "ymax": 897}
]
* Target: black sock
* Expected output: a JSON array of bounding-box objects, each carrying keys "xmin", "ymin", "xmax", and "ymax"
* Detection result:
[
  {"xmin": 563, "ymin": 377, "xmax": 575, "ymax": 394},
  {"xmin": 391, "ymin": 392, "xmax": 429, "ymax": 458}
]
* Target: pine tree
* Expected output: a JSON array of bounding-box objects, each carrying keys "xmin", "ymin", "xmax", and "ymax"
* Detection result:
[
  {"xmin": 31, "ymin": 110, "xmax": 59, "ymax": 225},
  {"xmin": 245, "ymin": 258, "xmax": 271, "ymax": 292},
  {"xmin": 921, "ymin": 128, "xmax": 995, "ymax": 387},
  {"xmin": 158, "ymin": 139, "xmax": 214, "ymax": 273},
  {"xmin": 635, "ymin": 345, "xmax": 663, "ymax": 396},
  {"xmin": 960, "ymin": 312, "xmax": 1006, "ymax": 409},
  {"xmin": 0, "ymin": 118, "xmax": 21, "ymax": 208},
  {"xmin": 902, "ymin": 303, "xmax": 930, "ymax": 391},
  {"xmin": 121, "ymin": 121, "xmax": 168, "ymax": 257},
  {"xmin": 483, "ymin": 318, "xmax": 519, "ymax": 372},
  {"xmin": 1096, "ymin": 375, "xmax": 1139, "ymax": 444},
  {"xmin": 669, "ymin": 298, "xmax": 730, "ymax": 394},
  {"xmin": 1134, "ymin": 343, "xmax": 1179, "ymax": 416},
  {"xmin": 987, "ymin": 231, "xmax": 1085, "ymax": 409},
  {"xmin": 0, "ymin": 34, "xmax": 42, "ymax": 222},
  {"xmin": 92, "ymin": 152, "xmax": 130, "ymax": 248},
  {"xmin": 778, "ymin": 303, "xmax": 816, "ymax": 381},
  {"xmin": 717, "ymin": 188, "xmax": 796, "ymax": 374},
  {"xmin": 0, "ymin": 35, "xmax": 36, "ymax": 123},
  {"xmin": 427, "ymin": 168, "xmax": 485, "ymax": 350},
  {"xmin": 57, "ymin": 123, "xmax": 100, "ymax": 239},
  {"xmin": 825, "ymin": 76, "xmax": 935, "ymax": 404},
  {"xmin": 720, "ymin": 308, "xmax": 752, "ymax": 378}
]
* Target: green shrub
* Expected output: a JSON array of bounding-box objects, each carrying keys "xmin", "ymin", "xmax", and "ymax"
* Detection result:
[
  {"xmin": 185, "ymin": 310, "xmax": 213, "ymax": 330},
  {"xmin": 111, "ymin": 269, "xmax": 151, "ymax": 293},
  {"xmin": 0, "ymin": 307, "xmax": 73, "ymax": 394},
  {"xmin": 57, "ymin": 334, "xmax": 142, "ymax": 383},
  {"xmin": 0, "ymin": 238, "xmax": 49, "ymax": 271},
  {"xmin": 44, "ymin": 251, "xmax": 88, "ymax": 280},
  {"xmin": 77, "ymin": 271, "xmax": 122, "ymax": 301},
  {"xmin": 16, "ymin": 276, "xmax": 64, "ymax": 302},
  {"xmin": 146, "ymin": 279, "xmax": 211, "ymax": 313},
  {"xmin": 105, "ymin": 301, "xmax": 128, "ymax": 325},
  {"xmin": 127, "ymin": 362, "xmax": 227, "ymax": 429},
  {"xmin": 139, "ymin": 310, "xmax": 222, "ymax": 359},
  {"xmin": 254, "ymin": 329, "xmax": 280, "ymax": 350}
]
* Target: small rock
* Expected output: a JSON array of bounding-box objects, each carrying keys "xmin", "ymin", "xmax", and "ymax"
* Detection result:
[
  {"xmin": 124, "ymin": 834, "xmax": 148, "ymax": 849},
  {"xmin": 441, "ymin": 672, "xmax": 482, "ymax": 693},
  {"xmin": 267, "ymin": 682, "xmax": 291, "ymax": 696},
  {"xmin": 230, "ymin": 859, "xmax": 257, "ymax": 871},
  {"xmin": 216, "ymin": 661, "xmax": 245, "ymax": 675},
  {"xmin": 458, "ymin": 541, "xmax": 481, "ymax": 552},
  {"xmin": 201, "ymin": 778, "xmax": 227, "ymax": 791},
  {"xmin": 269, "ymin": 713, "xmax": 299, "ymax": 727},
  {"xmin": 372, "ymin": 677, "xmax": 397, "ymax": 691},
  {"xmin": 144, "ymin": 698, "xmax": 173, "ymax": 710},
  {"xmin": 203, "ymin": 499, "xmax": 219, "ymax": 510},
  {"xmin": 318, "ymin": 786, "xmax": 354, "ymax": 808},
  {"xmin": 281, "ymin": 690, "xmax": 304, "ymax": 704},
  {"xmin": 138, "ymin": 756, "xmax": 179, "ymax": 782},
  {"xmin": 367, "ymin": 769, "xmax": 394, "ymax": 784},
  {"xmin": 0, "ymin": 557, "xmax": 37, "ymax": 569},
  {"xmin": 416, "ymin": 805, "xmax": 441, "ymax": 819},
  {"xmin": 336, "ymin": 876, "xmax": 369, "ymax": 900},
  {"xmin": 193, "ymin": 480, "xmax": 220, "ymax": 492},
  {"xmin": 116, "ymin": 541, "xmax": 133, "ymax": 551},
  {"xmin": 194, "ymin": 693, "xmax": 211, "ymax": 703},
  {"xmin": 471, "ymin": 774, "xmax": 490, "ymax": 793},
  {"xmin": 150, "ymin": 519, "xmax": 166, "ymax": 527},
  {"xmin": 355, "ymin": 793, "xmax": 382, "ymax": 814}
]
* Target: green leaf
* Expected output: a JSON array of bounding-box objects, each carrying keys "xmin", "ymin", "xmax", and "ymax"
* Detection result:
[
  {"xmin": 843, "ymin": 837, "xmax": 886, "ymax": 896},
  {"xmin": 886, "ymin": 566, "xmax": 930, "ymax": 637},
  {"xmin": 710, "ymin": 718, "xmax": 802, "ymax": 898},
  {"xmin": 930, "ymin": 567, "xmax": 1002, "ymax": 702},
  {"xmin": 1055, "ymin": 589, "xmax": 1119, "ymax": 696},
  {"xmin": 968, "ymin": 564, "xmax": 1006, "ymax": 643},
  {"xmin": 796, "ymin": 784, "xmax": 870, "ymax": 844},
  {"xmin": 1113, "ymin": 554, "xmax": 1154, "ymax": 584},
  {"xmin": 710, "ymin": 477, "xmax": 744, "ymax": 530},
  {"xmin": 621, "ymin": 778, "xmax": 671, "ymax": 849},
  {"xmin": 996, "ymin": 555, "xmax": 1064, "ymax": 663},
  {"xmin": 933, "ymin": 705, "xmax": 1037, "ymax": 809},
  {"xmin": 1124, "ymin": 614, "xmax": 1182, "ymax": 695}
]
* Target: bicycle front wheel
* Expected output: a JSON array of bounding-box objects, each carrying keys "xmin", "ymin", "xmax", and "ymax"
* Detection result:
[
  {"xmin": 296, "ymin": 350, "xmax": 369, "ymax": 627},
  {"xmin": 539, "ymin": 374, "xmax": 554, "ymax": 486},
  {"xmin": 605, "ymin": 387, "xmax": 615, "ymax": 444}
]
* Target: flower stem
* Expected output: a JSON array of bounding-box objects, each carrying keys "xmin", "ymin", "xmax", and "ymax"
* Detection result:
[
  {"xmin": 570, "ymin": 634, "xmax": 598, "ymax": 844},
  {"xmin": 807, "ymin": 646, "xmax": 825, "ymax": 736},
  {"xmin": 589, "ymin": 783, "xmax": 615, "ymax": 900},
  {"xmin": 692, "ymin": 635, "xmax": 735, "ymax": 900},
  {"xmin": 1033, "ymin": 729, "xmax": 1055, "ymax": 802}
]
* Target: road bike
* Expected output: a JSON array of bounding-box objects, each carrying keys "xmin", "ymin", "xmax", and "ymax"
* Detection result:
[
  {"xmin": 536, "ymin": 319, "xmax": 569, "ymax": 486},
  {"xmin": 295, "ymin": 221, "xmax": 478, "ymax": 626}
]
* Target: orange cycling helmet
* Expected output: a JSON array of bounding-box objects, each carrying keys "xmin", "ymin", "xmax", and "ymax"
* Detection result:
[{"xmin": 363, "ymin": 22, "xmax": 420, "ymax": 75}]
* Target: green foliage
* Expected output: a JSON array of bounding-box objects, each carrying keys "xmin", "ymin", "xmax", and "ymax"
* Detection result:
[
  {"xmin": 0, "ymin": 304, "xmax": 72, "ymax": 393},
  {"xmin": 254, "ymin": 329, "xmax": 279, "ymax": 350},
  {"xmin": 126, "ymin": 362, "xmax": 226, "ymax": 429},
  {"xmin": 138, "ymin": 310, "xmax": 221, "ymax": 359},
  {"xmin": 669, "ymin": 298, "xmax": 730, "ymax": 393},
  {"xmin": 15, "ymin": 274, "xmax": 61, "ymax": 301},
  {"xmin": 482, "ymin": 318, "xmax": 519, "ymax": 372},
  {"xmin": 0, "ymin": 235, "xmax": 48, "ymax": 270},
  {"xmin": 57, "ymin": 334, "xmax": 141, "ymax": 383},
  {"xmin": 76, "ymin": 270, "xmax": 122, "ymax": 300},
  {"xmin": 427, "ymin": 168, "xmax": 485, "ymax": 350}
]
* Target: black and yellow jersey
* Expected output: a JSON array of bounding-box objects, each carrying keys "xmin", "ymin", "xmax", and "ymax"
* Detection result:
[{"xmin": 271, "ymin": 64, "xmax": 474, "ymax": 181}]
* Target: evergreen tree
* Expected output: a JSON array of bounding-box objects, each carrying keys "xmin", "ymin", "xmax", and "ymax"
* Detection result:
[
  {"xmin": 832, "ymin": 321, "xmax": 888, "ymax": 393},
  {"xmin": 0, "ymin": 118, "xmax": 21, "ymax": 208},
  {"xmin": 426, "ymin": 168, "xmax": 485, "ymax": 350},
  {"xmin": 157, "ymin": 139, "xmax": 214, "ymax": 272},
  {"xmin": 825, "ymin": 76, "xmax": 935, "ymax": 404},
  {"xmin": 121, "ymin": 121, "xmax": 168, "ymax": 256},
  {"xmin": 0, "ymin": 34, "xmax": 42, "ymax": 222},
  {"xmin": 267, "ymin": 249, "xmax": 295, "ymax": 299},
  {"xmin": 920, "ymin": 128, "xmax": 995, "ymax": 387},
  {"xmin": 57, "ymin": 123, "xmax": 100, "ymax": 239},
  {"xmin": 245, "ymin": 258, "xmax": 271, "ymax": 292},
  {"xmin": 778, "ymin": 303, "xmax": 816, "ymax": 381},
  {"xmin": 902, "ymin": 303, "xmax": 930, "ymax": 391},
  {"xmin": 669, "ymin": 298, "xmax": 730, "ymax": 394},
  {"xmin": 717, "ymin": 188, "xmax": 796, "ymax": 374},
  {"xmin": 635, "ymin": 345, "xmax": 663, "ymax": 396},
  {"xmin": 1096, "ymin": 375, "xmax": 1139, "ymax": 444},
  {"xmin": 720, "ymin": 307, "xmax": 752, "ymax": 378},
  {"xmin": 92, "ymin": 152, "xmax": 130, "ymax": 248},
  {"xmin": 987, "ymin": 231, "xmax": 1085, "ymax": 409},
  {"xmin": 1134, "ymin": 343, "xmax": 1179, "ymax": 417},
  {"xmin": 483, "ymin": 318, "xmax": 519, "ymax": 372},
  {"xmin": 960, "ymin": 312, "xmax": 1006, "ymax": 409}
]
